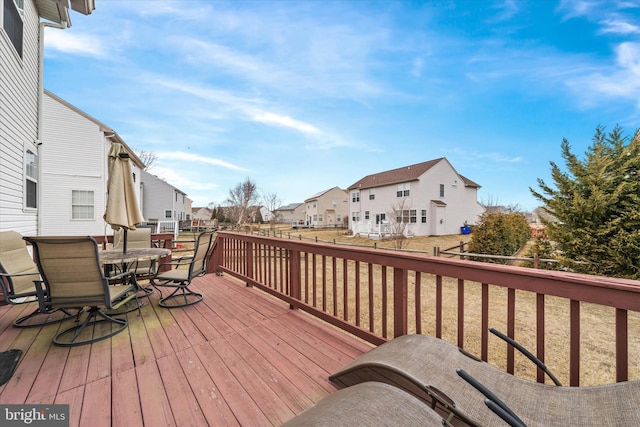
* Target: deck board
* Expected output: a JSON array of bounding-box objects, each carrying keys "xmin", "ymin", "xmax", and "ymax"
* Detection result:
[{"xmin": 0, "ymin": 273, "xmax": 371, "ymax": 426}]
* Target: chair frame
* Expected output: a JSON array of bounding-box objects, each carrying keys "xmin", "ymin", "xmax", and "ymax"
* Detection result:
[
  {"xmin": 0, "ymin": 231, "xmax": 77, "ymax": 328},
  {"xmin": 150, "ymin": 231, "xmax": 214, "ymax": 308},
  {"xmin": 25, "ymin": 235, "xmax": 140, "ymax": 347}
]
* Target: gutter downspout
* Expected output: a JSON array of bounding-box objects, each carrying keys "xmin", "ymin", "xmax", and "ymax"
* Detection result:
[{"xmin": 37, "ymin": 20, "xmax": 69, "ymax": 235}]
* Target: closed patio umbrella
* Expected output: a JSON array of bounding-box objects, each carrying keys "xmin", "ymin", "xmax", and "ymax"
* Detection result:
[{"xmin": 104, "ymin": 143, "xmax": 144, "ymax": 252}]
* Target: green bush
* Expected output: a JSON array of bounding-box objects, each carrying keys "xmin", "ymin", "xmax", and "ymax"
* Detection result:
[{"xmin": 467, "ymin": 212, "xmax": 530, "ymax": 263}]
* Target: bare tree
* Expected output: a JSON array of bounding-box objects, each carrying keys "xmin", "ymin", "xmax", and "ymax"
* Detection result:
[
  {"xmin": 262, "ymin": 191, "xmax": 283, "ymax": 230},
  {"xmin": 135, "ymin": 150, "xmax": 158, "ymax": 170},
  {"xmin": 226, "ymin": 178, "xmax": 259, "ymax": 229},
  {"xmin": 387, "ymin": 199, "xmax": 411, "ymax": 250}
]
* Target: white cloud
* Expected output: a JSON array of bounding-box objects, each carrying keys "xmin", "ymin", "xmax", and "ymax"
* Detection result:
[
  {"xmin": 157, "ymin": 152, "xmax": 248, "ymax": 171},
  {"xmin": 44, "ymin": 29, "xmax": 106, "ymax": 58},
  {"xmin": 251, "ymin": 112, "xmax": 320, "ymax": 135},
  {"xmin": 599, "ymin": 19, "xmax": 640, "ymax": 34}
]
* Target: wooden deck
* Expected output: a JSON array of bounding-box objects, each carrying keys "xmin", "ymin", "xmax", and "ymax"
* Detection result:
[{"xmin": 0, "ymin": 273, "xmax": 373, "ymax": 426}]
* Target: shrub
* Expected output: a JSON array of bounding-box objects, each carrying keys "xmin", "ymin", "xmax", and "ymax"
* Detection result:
[{"xmin": 467, "ymin": 212, "xmax": 530, "ymax": 263}]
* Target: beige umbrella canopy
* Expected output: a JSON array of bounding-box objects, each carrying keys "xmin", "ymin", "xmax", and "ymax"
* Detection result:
[{"xmin": 104, "ymin": 143, "xmax": 144, "ymax": 252}]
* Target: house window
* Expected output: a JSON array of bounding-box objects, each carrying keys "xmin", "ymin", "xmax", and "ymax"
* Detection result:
[
  {"xmin": 364, "ymin": 211, "xmax": 370, "ymax": 220},
  {"xmin": 352, "ymin": 192, "xmax": 360, "ymax": 202},
  {"xmin": 318, "ymin": 214, "xmax": 323, "ymax": 222},
  {"xmin": 332, "ymin": 200, "xmax": 337, "ymax": 208},
  {"xmin": 369, "ymin": 189, "xmax": 375, "ymax": 200},
  {"xmin": 164, "ymin": 210, "xmax": 172, "ymax": 219},
  {"xmin": 396, "ymin": 210, "xmax": 410, "ymax": 223},
  {"xmin": 25, "ymin": 149, "xmax": 37, "ymax": 209},
  {"xmin": 396, "ymin": 183, "xmax": 410, "ymax": 197},
  {"xmin": 336, "ymin": 215, "xmax": 341, "ymax": 222},
  {"xmin": 313, "ymin": 214, "xmax": 318, "ymax": 222},
  {"xmin": 421, "ymin": 209, "xmax": 427, "ymax": 223},
  {"xmin": 3, "ymin": 0, "xmax": 24, "ymax": 58},
  {"xmin": 72, "ymin": 190, "xmax": 94, "ymax": 219},
  {"xmin": 440, "ymin": 184, "xmax": 445, "ymax": 197},
  {"xmin": 410, "ymin": 210, "xmax": 417, "ymax": 223},
  {"xmin": 352, "ymin": 211, "xmax": 360, "ymax": 221}
]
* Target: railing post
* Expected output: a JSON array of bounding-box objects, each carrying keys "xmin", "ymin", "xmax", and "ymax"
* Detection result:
[
  {"xmin": 393, "ymin": 267, "xmax": 408, "ymax": 337},
  {"xmin": 289, "ymin": 249, "xmax": 301, "ymax": 309}
]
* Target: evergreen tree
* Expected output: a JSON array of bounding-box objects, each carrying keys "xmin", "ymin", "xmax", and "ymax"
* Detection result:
[{"xmin": 530, "ymin": 126, "xmax": 640, "ymax": 279}]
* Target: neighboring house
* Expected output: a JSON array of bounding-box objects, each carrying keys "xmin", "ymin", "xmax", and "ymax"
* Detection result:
[
  {"xmin": 273, "ymin": 202, "xmax": 305, "ymax": 225},
  {"xmin": 348, "ymin": 158, "xmax": 485, "ymax": 237},
  {"xmin": 192, "ymin": 207, "xmax": 212, "ymax": 220},
  {"xmin": 40, "ymin": 90, "xmax": 145, "ymax": 236},
  {"xmin": 304, "ymin": 187, "xmax": 349, "ymax": 228},
  {"xmin": 140, "ymin": 170, "xmax": 189, "ymax": 222},
  {"xmin": 0, "ymin": 0, "xmax": 95, "ymax": 235}
]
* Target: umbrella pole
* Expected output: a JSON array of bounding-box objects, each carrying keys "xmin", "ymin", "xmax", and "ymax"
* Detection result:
[{"xmin": 123, "ymin": 229, "xmax": 128, "ymax": 253}]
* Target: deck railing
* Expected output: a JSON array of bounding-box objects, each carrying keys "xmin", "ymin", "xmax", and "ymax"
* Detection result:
[{"xmin": 210, "ymin": 231, "xmax": 640, "ymax": 387}]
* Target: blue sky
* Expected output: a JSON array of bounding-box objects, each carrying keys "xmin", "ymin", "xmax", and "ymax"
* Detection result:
[{"xmin": 43, "ymin": 0, "xmax": 640, "ymax": 210}]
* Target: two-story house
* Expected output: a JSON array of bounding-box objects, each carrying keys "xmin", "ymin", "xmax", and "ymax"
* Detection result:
[
  {"xmin": 140, "ymin": 169, "xmax": 189, "ymax": 223},
  {"xmin": 40, "ymin": 90, "xmax": 145, "ymax": 236},
  {"xmin": 0, "ymin": 0, "xmax": 95, "ymax": 235},
  {"xmin": 304, "ymin": 187, "xmax": 349, "ymax": 228},
  {"xmin": 348, "ymin": 158, "xmax": 485, "ymax": 237}
]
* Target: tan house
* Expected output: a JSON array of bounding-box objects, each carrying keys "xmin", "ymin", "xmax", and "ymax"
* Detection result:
[
  {"xmin": 273, "ymin": 203, "xmax": 305, "ymax": 225},
  {"xmin": 304, "ymin": 187, "xmax": 349, "ymax": 228}
]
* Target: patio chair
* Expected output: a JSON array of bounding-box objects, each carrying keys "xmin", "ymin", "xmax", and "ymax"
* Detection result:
[
  {"xmin": 329, "ymin": 334, "xmax": 640, "ymax": 426},
  {"xmin": 150, "ymin": 231, "xmax": 213, "ymax": 308},
  {"xmin": 0, "ymin": 231, "xmax": 77, "ymax": 327},
  {"xmin": 113, "ymin": 227, "xmax": 156, "ymax": 278},
  {"xmin": 281, "ymin": 381, "xmax": 452, "ymax": 426},
  {"xmin": 24, "ymin": 235, "xmax": 140, "ymax": 347}
]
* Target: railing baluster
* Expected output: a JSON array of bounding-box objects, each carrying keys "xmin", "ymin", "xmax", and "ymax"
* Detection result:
[
  {"xmin": 369, "ymin": 263, "xmax": 374, "ymax": 332},
  {"xmin": 436, "ymin": 275, "xmax": 442, "ymax": 339},
  {"xmin": 481, "ymin": 283, "xmax": 489, "ymax": 361},
  {"xmin": 570, "ymin": 299, "xmax": 580, "ymax": 386},
  {"xmin": 343, "ymin": 259, "xmax": 348, "ymax": 322},
  {"xmin": 458, "ymin": 278, "xmax": 464, "ymax": 349},
  {"xmin": 322, "ymin": 255, "xmax": 327, "ymax": 312},
  {"xmin": 536, "ymin": 293, "xmax": 546, "ymax": 383},
  {"xmin": 507, "ymin": 288, "xmax": 516, "ymax": 374},
  {"xmin": 415, "ymin": 272, "xmax": 422, "ymax": 334},
  {"xmin": 616, "ymin": 308, "xmax": 628, "ymax": 382},
  {"xmin": 355, "ymin": 261, "xmax": 361, "ymax": 327},
  {"xmin": 332, "ymin": 257, "xmax": 337, "ymax": 316},
  {"xmin": 382, "ymin": 266, "xmax": 388, "ymax": 338}
]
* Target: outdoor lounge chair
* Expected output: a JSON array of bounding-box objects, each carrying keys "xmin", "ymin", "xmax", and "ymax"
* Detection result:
[
  {"xmin": 281, "ymin": 381, "xmax": 452, "ymax": 426},
  {"xmin": 150, "ymin": 231, "xmax": 213, "ymax": 308},
  {"xmin": 24, "ymin": 235, "xmax": 140, "ymax": 347},
  {"xmin": 329, "ymin": 334, "xmax": 640, "ymax": 426},
  {"xmin": 0, "ymin": 231, "xmax": 76, "ymax": 327}
]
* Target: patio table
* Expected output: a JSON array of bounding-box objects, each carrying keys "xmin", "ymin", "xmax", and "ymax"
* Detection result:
[{"xmin": 99, "ymin": 248, "xmax": 171, "ymax": 311}]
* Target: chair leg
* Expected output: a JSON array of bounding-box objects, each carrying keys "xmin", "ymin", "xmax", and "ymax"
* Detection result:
[
  {"xmin": 53, "ymin": 307, "xmax": 128, "ymax": 347},
  {"xmin": 158, "ymin": 285, "xmax": 203, "ymax": 308},
  {"xmin": 13, "ymin": 307, "xmax": 81, "ymax": 328}
]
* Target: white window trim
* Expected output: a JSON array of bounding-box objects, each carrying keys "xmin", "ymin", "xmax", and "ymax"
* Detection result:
[
  {"xmin": 23, "ymin": 147, "xmax": 37, "ymax": 211},
  {"xmin": 71, "ymin": 189, "xmax": 95, "ymax": 220}
]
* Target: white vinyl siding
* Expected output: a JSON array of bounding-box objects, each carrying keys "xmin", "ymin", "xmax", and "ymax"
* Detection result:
[{"xmin": 0, "ymin": 0, "xmax": 40, "ymax": 234}]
